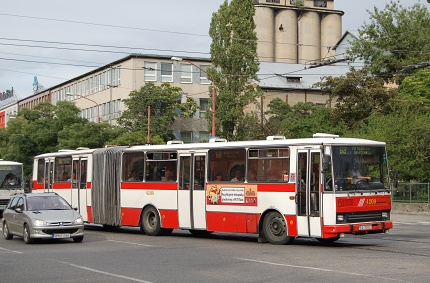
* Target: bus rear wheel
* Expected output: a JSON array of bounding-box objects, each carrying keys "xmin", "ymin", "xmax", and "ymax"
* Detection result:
[
  {"xmin": 263, "ymin": 211, "xmax": 293, "ymax": 245},
  {"xmin": 141, "ymin": 206, "xmax": 172, "ymax": 236}
]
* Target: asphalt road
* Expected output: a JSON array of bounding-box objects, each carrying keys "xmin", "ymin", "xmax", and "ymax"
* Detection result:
[{"xmin": 1, "ymin": 214, "xmax": 429, "ymax": 283}]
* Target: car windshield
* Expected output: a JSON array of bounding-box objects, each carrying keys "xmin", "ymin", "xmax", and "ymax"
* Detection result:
[
  {"xmin": 331, "ymin": 145, "xmax": 389, "ymax": 192},
  {"xmin": 0, "ymin": 165, "xmax": 23, "ymax": 189},
  {"xmin": 27, "ymin": 196, "xmax": 72, "ymax": 211}
]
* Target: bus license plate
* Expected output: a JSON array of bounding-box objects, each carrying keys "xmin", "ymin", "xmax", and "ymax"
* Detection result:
[
  {"xmin": 52, "ymin": 233, "xmax": 71, "ymax": 239},
  {"xmin": 358, "ymin": 225, "xmax": 372, "ymax": 231}
]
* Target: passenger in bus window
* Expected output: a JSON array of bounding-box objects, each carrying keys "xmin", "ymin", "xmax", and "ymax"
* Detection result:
[
  {"xmin": 248, "ymin": 170, "xmax": 257, "ymax": 182},
  {"xmin": 60, "ymin": 171, "xmax": 69, "ymax": 182},
  {"xmin": 231, "ymin": 170, "xmax": 243, "ymax": 182},
  {"xmin": 128, "ymin": 170, "xmax": 138, "ymax": 181},
  {"xmin": 267, "ymin": 168, "xmax": 280, "ymax": 182},
  {"xmin": 215, "ymin": 172, "xmax": 223, "ymax": 181},
  {"xmin": 162, "ymin": 170, "xmax": 174, "ymax": 181}
]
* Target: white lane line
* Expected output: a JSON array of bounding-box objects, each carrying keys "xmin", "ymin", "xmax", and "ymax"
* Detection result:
[
  {"xmin": 0, "ymin": 246, "xmax": 23, "ymax": 254},
  {"xmin": 236, "ymin": 258, "xmax": 409, "ymax": 282},
  {"xmin": 108, "ymin": 240, "xmax": 152, "ymax": 247},
  {"xmin": 59, "ymin": 261, "xmax": 154, "ymax": 283}
]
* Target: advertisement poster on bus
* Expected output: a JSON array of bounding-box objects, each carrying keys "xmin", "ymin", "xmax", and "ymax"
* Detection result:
[{"xmin": 206, "ymin": 184, "xmax": 257, "ymax": 206}]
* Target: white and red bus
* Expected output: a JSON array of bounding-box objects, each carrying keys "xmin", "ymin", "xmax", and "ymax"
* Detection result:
[
  {"xmin": 0, "ymin": 160, "xmax": 25, "ymax": 217},
  {"xmin": 32, "ymin": 133, "xmax": 393, "ymax": 244}
]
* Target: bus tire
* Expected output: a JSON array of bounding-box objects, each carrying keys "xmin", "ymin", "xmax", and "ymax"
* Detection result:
[
  {"xmin": 263, "ymin": 211, "xmax": 292, "ymax": 245},
  {"xmin": 141, "ymin": 206, "xmax": 162, "ymax": 236}
]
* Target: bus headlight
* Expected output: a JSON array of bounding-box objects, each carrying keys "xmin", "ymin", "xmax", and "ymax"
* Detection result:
[
  {"xmin": 381, "ymin": 212, "xmax": 389, "ymax": 219},
  {"xmin": 337, "ymin": 214, "xmax": 344, "ymax": 222}
]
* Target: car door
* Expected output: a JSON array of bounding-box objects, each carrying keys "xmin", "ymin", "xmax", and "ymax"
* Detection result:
[{"xmin": 7, "ymin": 196, "xmax": 25, "ymax": 235}]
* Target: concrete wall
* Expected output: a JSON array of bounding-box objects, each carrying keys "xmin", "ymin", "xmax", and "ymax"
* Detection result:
[{"xmin": 392, "ymin": 203, "xmax": 430, "ymax": 215}]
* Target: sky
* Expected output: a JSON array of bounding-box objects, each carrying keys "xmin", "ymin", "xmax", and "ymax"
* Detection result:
[{"xmin": 0, "ymin": 0, "xmax": 427, "ymax": 99}]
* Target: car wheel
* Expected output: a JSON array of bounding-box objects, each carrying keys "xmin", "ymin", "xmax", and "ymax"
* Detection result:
[
  {"xmin": 73, "ymin": 236, "xmax": 84, "ymax": 243},
  {"xmin": 23, "ymin": 224, "xmax": 34, "ymax": 244},
  {"xmin": 3, "ymin": 221, "xmax": 13, "ymax": 240}
]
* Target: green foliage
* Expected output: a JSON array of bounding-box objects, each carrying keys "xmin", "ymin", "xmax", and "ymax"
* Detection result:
[
  {"xmin": 117, "ymin": 82, "xmax": 197, "ymax": 142},
  {"xmin": 265, "ymin": 99, "xmax": 345, "ymax": 139},
  {"xmin": 209, "ymin": 0, "xmax": 261, "ymax": 140},
  {"xmin": 316, "ymin": 68, "xmax": 397, "ymax": 130},
  {"xmin": 348, "ymin": 0, "xmax": 430, "ymax": 83},
  {"xmin": 398, "ymin": 68, "xmax": 430, "ymax": 105}
]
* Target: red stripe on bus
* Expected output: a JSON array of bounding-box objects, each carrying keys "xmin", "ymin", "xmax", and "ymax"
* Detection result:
[
  {"xmin": 52, "ymin": 183, "xmax": 72, "ymax": 189},
  {"xmin": 120, "ymin": 182, "xmax": 177, "ymax": 190},
  {"xmin": 336, "ymin": 195, "xmax": 392, "ymax": 213},
  {"xmin": 285, "ymin": 215, "xmax": 298, "ymax": 236},
  {"xmin": 206, "ymin": 211, "xmax": 259, "ymax": 233},
  {"xmin": 257, "ymin": 183, "xmax": 295, "ymax": 192},
  {"xmin": 120, "ymin": 208, "xmax": 179, "ymax": 228}
]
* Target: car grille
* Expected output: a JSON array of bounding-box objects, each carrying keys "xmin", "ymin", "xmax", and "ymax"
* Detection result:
[
  {"xmin": 48, "ymin": 222, "xmax": 73, "ymax": 226},
  {"xmin": 42, "ymin": 228, "xmax": 80, "ymax": 234},
  {"xmin": 344, "ymin": 211, "xmax": 389, "ymax": 223}
]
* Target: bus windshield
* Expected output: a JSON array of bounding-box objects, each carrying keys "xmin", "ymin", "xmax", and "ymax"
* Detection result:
[
  {"xmin": 0, "ymin": 165, "xmax": 23, "ymax": 189},
  {"xmin": 332, "ymin": 146, "xmax": 389, "ymax": 192}
]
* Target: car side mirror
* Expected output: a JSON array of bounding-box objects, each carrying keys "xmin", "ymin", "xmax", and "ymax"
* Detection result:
[
  {"xmin": 73, "ymin": 207, "xmax": 78, "ymax": 211},
  {"xmin": 15, "ymin": 207, "xmax": 22, "ymax": 213}
]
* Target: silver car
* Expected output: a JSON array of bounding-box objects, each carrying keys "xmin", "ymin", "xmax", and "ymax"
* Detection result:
[{"xmin": 2, "ymin": 193, "xmax": 84, "ymax": 244}]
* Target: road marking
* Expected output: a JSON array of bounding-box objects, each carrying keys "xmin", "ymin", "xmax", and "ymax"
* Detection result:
[
  {"xmin": 0, "ymin": 246, "xmax": 23, "ymax": 254},
  {"xmin": 59, "ymin": 261, "xmax": 154, "ymax": 283},
  {"xmin": 108, "ymin": 240, "xmax": 152, "ymax": 247},
  {"xmin": 237, "ymin": 258, "xmax": 409, "ymax": 282}
]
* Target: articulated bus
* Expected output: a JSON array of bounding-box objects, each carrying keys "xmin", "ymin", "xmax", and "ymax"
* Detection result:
[
  {"xmin": 0, "ymin": 160, "xmax": 25, "ymax": 217},
  {"xmin": 31, "ymin": 134, "xmax": 393, "ymax": 244}
]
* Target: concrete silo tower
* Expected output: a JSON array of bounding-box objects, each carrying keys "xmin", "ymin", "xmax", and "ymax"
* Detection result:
[{"xmin": 254, "ymin": 0, "xmax": 344, "ymax": 64}]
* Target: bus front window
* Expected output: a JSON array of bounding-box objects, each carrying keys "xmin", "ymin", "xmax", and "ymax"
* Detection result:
[
  {"xmin": 0, "ymin": 165, "xmax": 23, "ymax": 189},
  {"xmin": 332, "ymin": 146, "xmax": 388, "ymax": 192}
]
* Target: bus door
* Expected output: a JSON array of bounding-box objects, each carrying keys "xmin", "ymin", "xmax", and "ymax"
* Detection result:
[
  {"xmin": 70, "ymin": 157, "xmax": 88, "ymax": 218},
  {"xmin": 296, "ymin": 149, "xmax": 322, "ymax": 237},
  {"xmin": 44, "ymin": 160, "xmax": 54, "ymax": 193},
  {"xmin": 178, "ymin": 153, "xmax": 207, "ymax": 230}
]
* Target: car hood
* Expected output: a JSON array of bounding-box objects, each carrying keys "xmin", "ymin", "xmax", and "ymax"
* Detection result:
[{"xmin": 25, "ymin": 210, "xmax": 82, "ymax": 222}]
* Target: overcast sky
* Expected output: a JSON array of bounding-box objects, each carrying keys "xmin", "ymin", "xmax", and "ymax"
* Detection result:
[{"xmin": 0, "ymin": 0, "xmax": 426, "ymax": 99}]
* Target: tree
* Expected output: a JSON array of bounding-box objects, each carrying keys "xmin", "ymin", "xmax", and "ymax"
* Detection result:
[
  {"xmin": 316, "ymin": 68, "xmax": 396, "ymax": 130},
  {"xmin": 265, "ymin": 99, "xmax": 344, "ymax": 139},
  {"xmin": 209, "ymin": 0, "xmax": 262, "ymax": 141},
  {"xmin": 348, "ymin": 0, "xmax": 430, "ymax": 83},
  {"xmin": 398, "ymin": 67, "xmax": 430, "ymax": 106},
  {"xmin": 117, "ymin": 82, "xmax": 198, "ymax": 142}
]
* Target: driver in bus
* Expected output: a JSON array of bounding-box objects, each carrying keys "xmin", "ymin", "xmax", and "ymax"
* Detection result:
[{"xmin": 351, "ymin": 163, "xmax": 361, "ymax": 184}]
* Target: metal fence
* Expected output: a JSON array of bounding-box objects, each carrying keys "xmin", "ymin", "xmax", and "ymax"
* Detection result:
[{"xmin": 393, "ymin": 183, "xmax": 430, "ymax": 203}]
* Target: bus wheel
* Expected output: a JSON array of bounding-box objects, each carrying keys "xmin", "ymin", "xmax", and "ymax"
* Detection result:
[
  {"xmin": 141, "ymin": 206, "xmax": 162, "ymax": 236},
  {"xmin": 263, "ymin": 211, "xmax": 292, "ymax": 245},
  {"xmin": 316, "ymin": 236, "xmax": 340, "ymax": 244},
  {"xmin": 189, "ymin": 229, "xmax": 213, "ymax": 237}
]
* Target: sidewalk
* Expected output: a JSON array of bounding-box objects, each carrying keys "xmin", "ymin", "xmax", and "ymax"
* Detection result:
[{"xmin": 391, "ymin": 213, "xmax": 430, "ymax": 223}]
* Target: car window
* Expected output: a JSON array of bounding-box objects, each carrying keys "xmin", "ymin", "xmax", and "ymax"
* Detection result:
[
  {"xmin": 16, "ymin": 197, "xmax": 24, "ymax": 210},
  {"xmin": 7, "ymin": 196, "xmax": 18, "ymax": 209}
]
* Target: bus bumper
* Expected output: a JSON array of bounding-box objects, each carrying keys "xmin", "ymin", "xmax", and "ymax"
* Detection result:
[{"xmin": 323, "ymin": 221, "xmax": 393, "ymax": 237}]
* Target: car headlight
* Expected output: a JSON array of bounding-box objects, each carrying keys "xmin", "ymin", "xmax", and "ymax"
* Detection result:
[
  {"xmin": 33, "ymin": 219, "xmax": 47, "ymax": 226},
  {"xmin": 74, "ymin": 217, "xmax": 83, "ymax": 224}
]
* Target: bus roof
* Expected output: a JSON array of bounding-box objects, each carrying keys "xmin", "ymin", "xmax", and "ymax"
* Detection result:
[
  {"xmin": 33, "ymin": 136, "xmax": 386, "ymax": 158},
  {"xmin": 0, "ymin": 160, "xmax": 23, "ymax": 166}
]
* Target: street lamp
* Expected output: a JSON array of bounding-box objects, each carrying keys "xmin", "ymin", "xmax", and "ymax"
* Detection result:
[
  {"xmin": 66, "ymin": 93, "xmax": 100, "ymax": 123},
  {"xmin": 171, "ymin": 56, "xmax": 217, "ymax": 138}
]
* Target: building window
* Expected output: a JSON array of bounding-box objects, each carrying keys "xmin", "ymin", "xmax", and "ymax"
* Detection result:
[
  {"xmin": 266, "ymin": 0, "xmax": 280, "ymax": 3},
  {"xmin": 199, "ymin": 65, "xmax": 210, "ymax": 84},
  {"xmin": 180, "ymin": 131, "xmax": 192, "ymax": 143},
  {"xmin": 180, "ymin": 64, "xmax": 192, "ymax": 83},
  {"xmin": 144, "ymin": 62, "xmax": 157, "ymax": 81},
  {"xmin": 161, "ymin": 63, "xmax": 173, "ymax": 82},
  {"xmin": 314, "ymin": 0, "xmax": 327, "ymax": 7},
  {"xmin": 199, "ymin": 98, "xmax": 209, "ymax": 118},
  {"xmin": 286, "ymin": 77, "xmax": 301, "ymax": 83}
]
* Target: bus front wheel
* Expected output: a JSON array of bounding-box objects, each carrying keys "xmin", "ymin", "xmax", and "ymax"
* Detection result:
[{"xmin": 263, "ymin": 211, "xmax": 293, "ymax": 245}]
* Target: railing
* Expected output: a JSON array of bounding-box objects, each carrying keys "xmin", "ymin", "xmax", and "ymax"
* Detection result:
[{"xmin": 393, "ymin": 183, "xmax": 430, "ymax": 203}]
